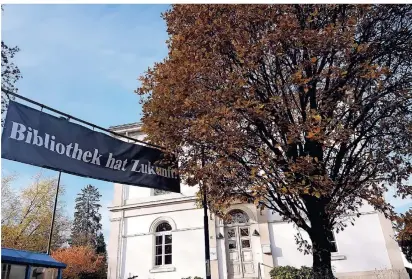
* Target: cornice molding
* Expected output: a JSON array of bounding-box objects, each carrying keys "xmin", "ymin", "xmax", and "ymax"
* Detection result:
[
  {"xmin": 108, "ymin": 122, "xmax": 142, "ymax": 132},
  {"xmin": 108, "ymin": 195, "xmax": 197, "ymax": 212},
  {"xmin": 124, "ymin": 226, "xmax": 204, "ymax": 238}
]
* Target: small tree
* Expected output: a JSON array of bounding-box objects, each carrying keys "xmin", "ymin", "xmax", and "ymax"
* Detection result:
[
  {"xmin": 137, "ymin": 4, "xmax": 412, "ymax": 277},
  {"xmin": 70, "ymin": 185, "xmax": 102, "ymax": 248},
  {"xmin": 52, "ymin": 246, "xmax": 105, "ymax": 279},
  {"xmin": 95, "ymin": 232, "xmax": 107, "ymax": 278},
  {"xmin": 95, "ymin": 232, "xmax": 107, "ymax": 256},
  {"xmin": 1, "ymin": 173, "xmax": 71, "ymax": 252}
]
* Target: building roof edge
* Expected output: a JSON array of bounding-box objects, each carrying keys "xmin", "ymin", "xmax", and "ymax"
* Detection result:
[{"xmin": 108, "ymin": 122, "xmax": 142, "ymax": 132}]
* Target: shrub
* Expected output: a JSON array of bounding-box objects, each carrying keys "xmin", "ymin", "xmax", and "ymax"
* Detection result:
[
  {"xmin": 52, "ymin": 246, "xmax": 105, "ymax": 279},
  {"xmin": 270, "ymin": 266, "xmax": 337, "ymax": 279},
  {"xmin": 270, "ymin": 266, "xmax": 313, "ymax": 279}
]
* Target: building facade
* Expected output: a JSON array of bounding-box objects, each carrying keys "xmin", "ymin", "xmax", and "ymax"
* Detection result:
[{"xmin": 107, "ymin": 123, "xmax": 409, "ymax": 279}]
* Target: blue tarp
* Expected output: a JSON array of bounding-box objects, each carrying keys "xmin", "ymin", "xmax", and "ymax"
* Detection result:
[{"xmin": 1, "ymin": 248, "xmax": 66, "ymax": 268}]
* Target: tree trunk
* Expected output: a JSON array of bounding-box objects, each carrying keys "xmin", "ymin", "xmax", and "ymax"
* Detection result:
[
  {"xmin": 303, "ymin": 130, "xmax": 335, "ymax": 278},
  {"xmin": 304, "ymin": 196, "xmax": 336, "ymax": 279},
  {"xmin": 310, "ymin": 229, "xmax": 335, "ymax": 279}
]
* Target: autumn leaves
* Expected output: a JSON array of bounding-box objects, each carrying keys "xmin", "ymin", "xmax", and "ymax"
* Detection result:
[{"xmin": 135, "ymin": 5, "xmax": 412, "ymax": 275}]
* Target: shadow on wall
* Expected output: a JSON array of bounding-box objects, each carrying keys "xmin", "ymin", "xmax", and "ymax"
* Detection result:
[
  {"xmin": 268, "ymin": 224, "xmax": 283, "ymax": 267},
  {"xmin": 121, "ymin": 220, "xmax": 129, "ymax": 279},
  {"xmin": 406, "ymin": 267, "xmax": 412, "ymax": 278}
]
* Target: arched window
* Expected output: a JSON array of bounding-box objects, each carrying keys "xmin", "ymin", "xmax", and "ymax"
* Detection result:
[
  {"xmin": 154, "ymin": 222, "xmax": 172, "ymax": 266},
  {"xmin": 226, "ymin": 209, "xmax": 250, "ymax": 225}
]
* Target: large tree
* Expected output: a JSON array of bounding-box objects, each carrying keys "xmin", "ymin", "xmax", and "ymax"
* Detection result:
[
  {"xmin": 70, "ymin": 184, "xmax": 102, "ymax": 249},
  {"xmin": 137, "ymin": 5, "xmax": 412, "ymax": 277},
  {"xmin": 1, "ymin": 173, "xmax": 71, "ymax": 252}
]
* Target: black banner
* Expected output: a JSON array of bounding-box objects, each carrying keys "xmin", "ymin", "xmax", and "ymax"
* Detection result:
[{"xmin": 1, "ymin": 101, "xmax": 180, "ymax": 193}]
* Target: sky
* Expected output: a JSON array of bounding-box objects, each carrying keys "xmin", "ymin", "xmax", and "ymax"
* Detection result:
[
  {"xmin": 1, "ymin": 4, "xmax": 170, "ymax": 244},
  {"xmin": 1, "ymin": 4, "xmax": 411, "ymax": 247}
]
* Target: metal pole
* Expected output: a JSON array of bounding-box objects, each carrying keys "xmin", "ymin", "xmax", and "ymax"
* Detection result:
[
  {"xmin": 2, "ymin": 89, "xmax": 163, "ymax": 149},
  {"xmin": 24, "ymin": 265, "xmax": 32, "ymax": 279},
  {"xmin": 203, "ymin": 184, "xmax": 211, "ymax": 279},
  {"xmin": 201, "ymin": 150, "xmax": 211, "ymax": 279},
  {"xmin": 47, "ymin": 171, "xmax": 61, "ymax": 255}
]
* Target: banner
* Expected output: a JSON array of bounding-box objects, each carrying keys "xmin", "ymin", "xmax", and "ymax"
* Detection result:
[{"xmin": 1, "ymin": 101, "xmax": 180, "ymax": 193}]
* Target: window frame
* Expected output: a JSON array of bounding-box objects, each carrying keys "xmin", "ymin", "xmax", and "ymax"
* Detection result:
[
  {"xmin": 153, "ymin": 222, "xmax": 173, "ymax": 267},
  {"xmin": 153, "ymin": 189, "xmax": 171, "ymax": 196},
  {"xmin": 329, "ymin": 231, "xmax": 339, "ymax": 254},
  {"xmin": 225, "ymin": 209, "xmax": 250, "ymax": 226}
]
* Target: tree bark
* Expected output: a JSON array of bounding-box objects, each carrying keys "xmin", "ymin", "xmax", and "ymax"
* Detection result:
[
  {"xmin": 304, "ymin": 197, "xmax": 336, "ymax": 279},
  {"xmin": 310, "ymin": 229, "xmax": 335, "ymax": 279}
]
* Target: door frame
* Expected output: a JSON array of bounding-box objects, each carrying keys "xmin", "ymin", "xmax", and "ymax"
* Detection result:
[{"xmin": 225, "ymin": 224, "xmax": 255, "ymax": 278}]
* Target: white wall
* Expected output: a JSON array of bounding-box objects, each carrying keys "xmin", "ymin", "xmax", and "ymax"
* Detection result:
[
  {"xmin": 112, "ymin": 127, "xmax": 199, "ymax": 204},
  {"xmin": 111, "ymin": 200, "xmax": 398, "ymax": 279},
  {"xmin": 122, "ymin": 230, "xmax": 206, "ymax": 279},
  {"xmin": 268, "ymin": 212, "xmax": 392, "ymax": 273},
  {"xmin": 107, "ymin": 123, "xmax": 398, "ymax": 279},
  {"xmin": 120, "ymin": 205, "xmax": 206, "ymax": 279},
  {"xmin": 124, "ymin": 182, "xmax": 199, "ymax": 205},
  {"xmin": 266, "ymin": 202, "xmax": 376, "ymax": 223}
]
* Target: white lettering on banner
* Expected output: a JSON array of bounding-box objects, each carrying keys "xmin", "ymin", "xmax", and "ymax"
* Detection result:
[
  {"xmin": 10, "ymin": 122, "xmax": 26, "ymax": 141},
  {"xmin": 72, "ymin": 143, "xmax": 83, "ymax": 160},
  {"xmin": 44, "ymin": 133, "xmax": 50, "ymax": 149},
  {"xmin": 113, "ymin": 159, "xmax": 123, "ymax": 170},
  {"xmin": 130, "ymin": 159, "xmax": 178, "ymax": 178},
  {"xmin": 148, "ymin": 162, "xmax": 157, "ymax": 175},
  {"xmin": 65, "ymin": 143, "xmax": 73, "ymax": 157},
  {"xmin": 26, "ymin": 127, "xmax": 33, "ymax": 143},
  {"xmin": 91, "ymin": 149, "xmax": 102, "ymax": 165},
  {"xmin": 33, "ymin": 129, "xmax": 43, "ymax": 147},
  {"xmin": 131, "ymin": 160, "xmax": 141, "ymax": 172},
  {"xmin": 121, "ymin": 159, "xmax": 128, "ymax": 171},
  {"xmin": 55, "ymin": 143, "xmax": 65, "ymax": 155},
  {"xmin": 50, "ymin": 136, "xmax": 56, "ymax": 152},
  {"xmin": 82, "ymin": 151, "xmax": 92, "ymax": 162},
  {"xmin": 106, "ymin": 152, "xmax": 116, "ymax": 168},
  {"xmin": 7, "ymin": 121, "xmax": 178, "ymax": 179}
]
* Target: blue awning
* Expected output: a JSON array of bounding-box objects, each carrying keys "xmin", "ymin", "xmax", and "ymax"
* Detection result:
[{"xmin": 1, "ymin": 248, "xmax": 66, "ymax": 268}]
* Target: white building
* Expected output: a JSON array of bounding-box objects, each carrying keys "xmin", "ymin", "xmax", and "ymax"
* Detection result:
[{"xmin": 107, "ymin": 122, "xmax": 409, "ymax": 279}]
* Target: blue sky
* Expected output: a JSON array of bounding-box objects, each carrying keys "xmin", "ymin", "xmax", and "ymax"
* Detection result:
[{"xmin": 1, "ymin": 4, "xmax": 170, "ymax": 244}]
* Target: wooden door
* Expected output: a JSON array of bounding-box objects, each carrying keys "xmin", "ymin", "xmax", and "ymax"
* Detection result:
[{"xmin": 226, "ymin": 226, "xmax": 254, "ymax": 278}]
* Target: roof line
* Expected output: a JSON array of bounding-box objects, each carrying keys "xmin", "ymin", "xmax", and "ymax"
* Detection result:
[{"xmin": 108, "ymin": 122, "xmax": 142, "ymax": 131}]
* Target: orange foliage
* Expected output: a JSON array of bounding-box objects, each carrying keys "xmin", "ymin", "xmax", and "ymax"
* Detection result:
[
  {"xmin": 52, "ymin": 246, "xmax": 104, "ymax": 279},
  {"xmin": 395, "ymin": 209, "xmax": 412, "ymax": 263},
  {"xmin": 138, "ymin": 4, "xmax": 411, "ymax": 226}
]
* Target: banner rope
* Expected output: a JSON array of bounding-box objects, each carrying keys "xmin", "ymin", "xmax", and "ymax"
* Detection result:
[{"xmin": 2, "ymin": 88, "xmax": 164, "ymax": 150}]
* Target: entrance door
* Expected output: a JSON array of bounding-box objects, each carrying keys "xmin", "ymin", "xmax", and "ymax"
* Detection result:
[{"xmin": 225, "ymin": 210, "xmax": 254, "ymax": 278}]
